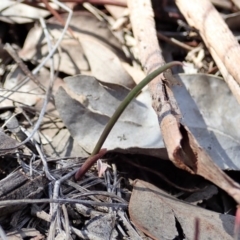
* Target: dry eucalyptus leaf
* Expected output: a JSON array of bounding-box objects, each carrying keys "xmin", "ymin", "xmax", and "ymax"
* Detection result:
[
  {"xmin": 55, "ymin": 75, "xmax": 166, "ymax": 157},
  {"xmin": 52, "ymin": 11, "xmax": 125, "ymax": 59},
  {"xmin": 1, "ymin": 65, "xmax": 42, "ymax": 107},
  {"xmin": 163, "ymin": 74, "xmax": 240, "ymax": 204},
  {"xmin": 19, "ymin": 11, "xmax": 135, "ymax": 88},
  {"xmin": 172, "ymin": 74, "xmax": 240, "ymax": 170},
  {"xmin": 0, "ymin": 1, "xmax": 56, "ymax": 24},
  {"xmin": 129, "ymin": 179, "xmax": 234, "ymax": 240},
  {"xmin": 80, "ymin": 35, "xmax": 134, "ymax": 88}
]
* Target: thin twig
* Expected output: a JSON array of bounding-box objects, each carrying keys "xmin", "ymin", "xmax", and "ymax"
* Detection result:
[
  {"xmin": 0, "ymin": 198, "xmax": 128, "ymax": 208},
  {"xmin": 157, "ymin": 32, "xmax": 194, "ymax": 51},
  {"xmin": 41, "ymin": 0, "xmax": 76, "ymax": 38},
  {"xmin": 4, "ymin": 43, "xmax": 46, "ymax": 92},
  {"xmin": 71, "ymin": 191, "xmax": 127, "ymax": 203}
]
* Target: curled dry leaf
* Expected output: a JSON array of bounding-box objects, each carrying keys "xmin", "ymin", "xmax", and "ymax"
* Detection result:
[
  {"xmin": 55, "ymin": 75, "xmax": 166, "ymax": 157},
  {"xmin": 129, "ymin": 179, "xmax": 235, "ymax": 240},
  {"xmin": 173, "ymin": 74, "xmax": 240, "ymax": 170}
]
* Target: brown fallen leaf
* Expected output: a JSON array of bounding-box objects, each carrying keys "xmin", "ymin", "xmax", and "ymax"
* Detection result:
[
  {"xmin": 55, "ymin": 76, "xmax": 167, "ymax": 158},
  {"xmin": 129, "ymin": 179, "xmax": 235, "ymax": 240}
]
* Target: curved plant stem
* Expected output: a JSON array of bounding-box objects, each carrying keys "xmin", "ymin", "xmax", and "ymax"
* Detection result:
[
  {"xmin": 75, "ymin": 61, "xmax": 182, "ymax": 181},
  {"xmin": 91, "ymin": 61, "xmax": 182, "ymax": 156},
  {"xmin": 75, "ymin": 148, "xmax": 107, "ymax": 180}
]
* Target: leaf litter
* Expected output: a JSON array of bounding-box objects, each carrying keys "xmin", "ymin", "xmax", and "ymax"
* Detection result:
[
  {"xmin": 55, "ymin": 75, "xmax": 167, "ymax": 157},
  {"xmin": 0, "ymin": 0, "xmax": 240, "ymax": 239}
]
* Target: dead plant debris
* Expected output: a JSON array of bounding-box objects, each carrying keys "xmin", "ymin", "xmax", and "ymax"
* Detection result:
[{"xmin": 0, "ymin": 0, "xmax": 240, "ymax": 239}]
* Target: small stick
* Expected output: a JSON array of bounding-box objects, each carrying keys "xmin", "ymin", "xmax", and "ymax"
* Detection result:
[{"xmin": 157, "ymin": 32, "xmax": 194, "ymax": 51}]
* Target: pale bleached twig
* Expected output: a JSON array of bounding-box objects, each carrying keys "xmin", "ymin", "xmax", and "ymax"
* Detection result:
[
  {"xmin": 62, "ymin": 204, "xmax": 70, "ymax": 239},
  {"xmin": 0, "ymin": 198, "xmax": 128, "ymax": 208}
]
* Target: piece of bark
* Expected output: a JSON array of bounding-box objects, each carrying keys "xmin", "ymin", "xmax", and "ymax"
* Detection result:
[
  {"xmin": 127, "ymin": 0, "xmax": 240, "ymax": 203},
  {"xmin": 0, "ymin": 131, "xmax": 21, "ymax": 155},
  {"xmin": 175, "ymin": 0, "xmax": 240, "ymax": 103},
  {"xmin": 0, "ymin": 169, "xmax": 29, "ymax": 198},
  {"xmin": 0, "ymin": 170, "xmax": 49, "ymax": 217},
  {"xmin": 1, "ymin": 110, "xmax": 38, "ymax": 154}
]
